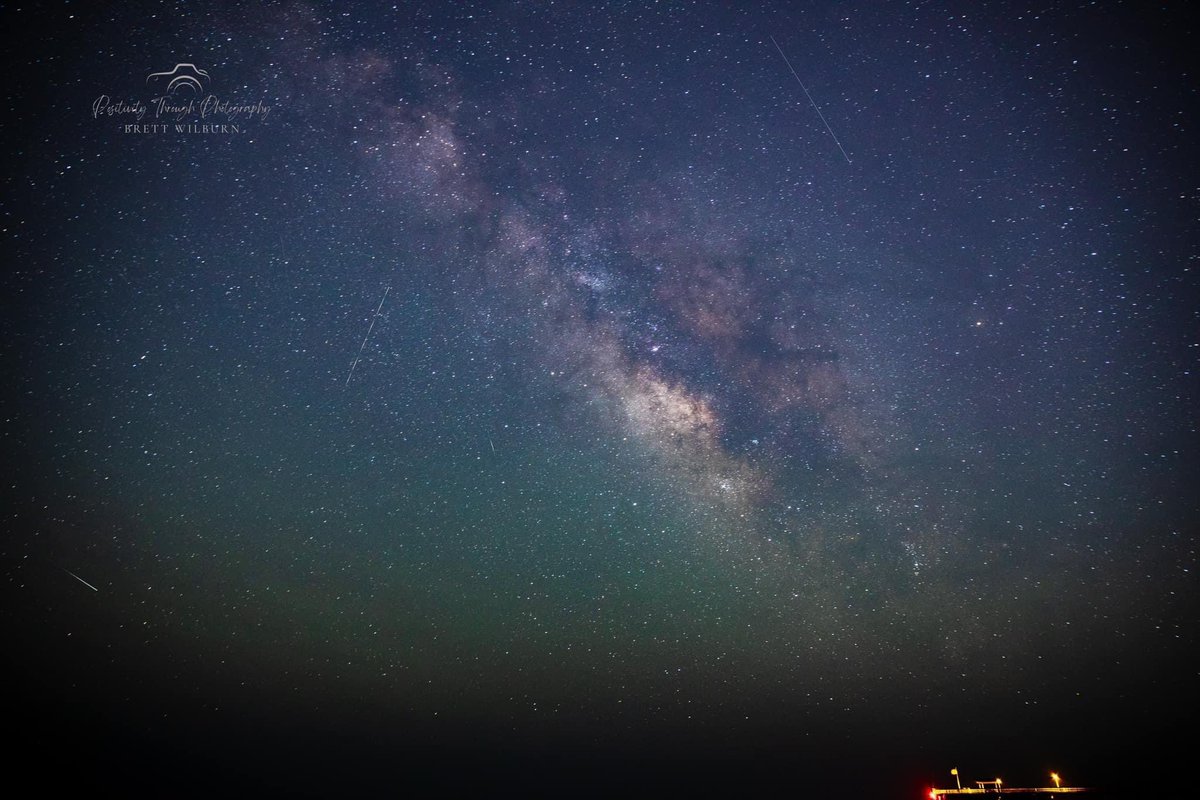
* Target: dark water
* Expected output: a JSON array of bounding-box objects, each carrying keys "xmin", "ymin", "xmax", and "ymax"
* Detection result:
[{"xmin": 7, "ymin": 678, "xmax": 1179, "ymax": 799}]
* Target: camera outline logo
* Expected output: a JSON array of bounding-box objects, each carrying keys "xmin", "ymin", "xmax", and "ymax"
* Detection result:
[{"xmin": 146, "ymin": 63, "xmax": 211, "ymax": 97}]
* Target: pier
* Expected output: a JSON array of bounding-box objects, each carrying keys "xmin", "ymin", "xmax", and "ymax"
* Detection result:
[{"xmin": 930, "ymin": 771, "xmax": 1089, "ymax": 797}]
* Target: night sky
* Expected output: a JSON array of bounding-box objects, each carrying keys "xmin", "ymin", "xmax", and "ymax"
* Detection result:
[{"xmin": 2, "ymin": 2, "xmax": 1196, "ymax": 796}]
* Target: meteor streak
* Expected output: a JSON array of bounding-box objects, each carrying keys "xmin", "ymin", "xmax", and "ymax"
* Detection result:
[{"xmin": 63, "ymin": 568, "xmax": 98, "ymax": 592}]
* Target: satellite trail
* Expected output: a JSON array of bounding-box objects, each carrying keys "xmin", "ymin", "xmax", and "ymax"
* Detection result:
[
  {"xmin": 345, "ymin": 286, "xmax": 391, "ymax": 387},
  {"xmin": 769, "ymin": 35, "xmax": 852, "ymax": 164}
]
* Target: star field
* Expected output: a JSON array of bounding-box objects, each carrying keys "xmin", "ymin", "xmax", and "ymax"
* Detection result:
[{"xmin": 2, "ymin": 1, "xmax": 1196, "ymax": 796}]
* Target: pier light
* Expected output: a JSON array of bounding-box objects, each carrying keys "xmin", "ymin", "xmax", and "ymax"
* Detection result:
[{"xmin": 1051, "ymin": 772, "xmax": 1061, "ymax": 788}]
